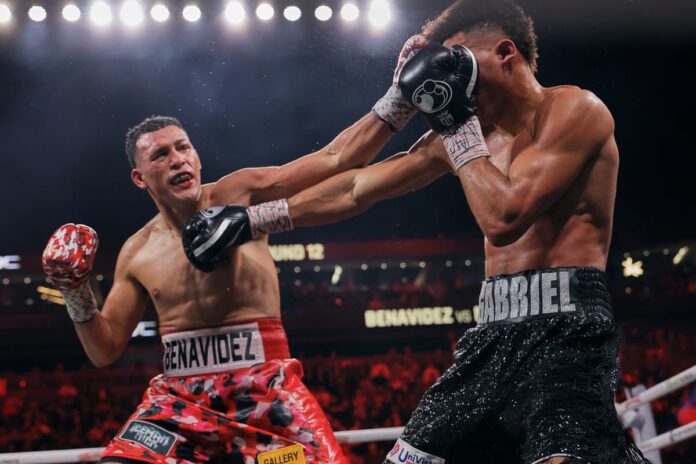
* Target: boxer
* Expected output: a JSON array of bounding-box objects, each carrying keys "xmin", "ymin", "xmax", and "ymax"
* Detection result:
[
  {"xmin": 40, "ymin": 34, "xmax": 429, "ymax": 464},
  {"xmin": 186, "ymin": 1, "xmax": 650, "ymax": 462}
]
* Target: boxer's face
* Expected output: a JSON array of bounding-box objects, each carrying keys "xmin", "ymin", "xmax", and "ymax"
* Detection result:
[
  {"xmin": 131, "ymin": 125, "xmax": 202, "ymax": 206},
  {"xmin": 444, "ymin": 30, "xmax": 515, "ymax": 125}
]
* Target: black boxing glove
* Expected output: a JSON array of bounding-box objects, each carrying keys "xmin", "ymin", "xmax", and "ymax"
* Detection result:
[
  {"xmin": 400, "ymin": 44, "xmax": 490, "ymax": 171},
  {"xmin": 398, "ymin": 43, "xmax": 479, "ymax": 133},
  {"xmin": 182, "ymin": 200, "xmax": 293, "ymax": 272}
]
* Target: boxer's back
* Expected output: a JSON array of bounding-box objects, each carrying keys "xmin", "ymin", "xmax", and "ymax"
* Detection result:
[{"xmin": 483, "ymin": 86, "xmax": 618, "ymax": 277}]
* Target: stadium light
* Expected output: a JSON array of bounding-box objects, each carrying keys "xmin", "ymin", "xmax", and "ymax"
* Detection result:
[
  {"xmin": 62, "ymin": 3, "xmax": 81, "ymax": 22},
  {"xmin": 315, "ymin": 5, "xmax": 332, "ymax": 21},
  {"xmin": 368, "ymin": 0, "xmax": 391, "ymax": 28},
  {"xmin": 340, "ymin": 3, "xmax": 359, "ymax": 22},
  {"xmin": 150, "ymin": 3, "xmax": 169, "ymax": 22},
  {"xmin": 622, "ymin": 257, "xmax": 644, "ymax": 277},
  {"xmin": 331, "ymin": 265, "xmax": 343, "ymax": 285},
  {"xmin": 120, "ymin": 1, "xmax": 144, "ymax": 27},
  {"xmin": 283, "ymin": 5, "xmax": 301, "ymax": 22},
  {"xmin": 90, "ymin": 1, "xmax": 113, "ymax": 26},
  {"xmin": 256, "ymin": 3, "xmax": 274, "ymax": 21},
  {"xmin": 182, "ymin": 4, "xmax": 201, "ymax": 22},
  {"xmin": 28, "ymin": 5, "xmax": 47, "ymax": 22},
  {"xmin": 225, "ymin": 1, "xmax": 245, "ymax": 24},
  {"xmin": 673, "ymin": 246, "xmax": 689, "ymax": 265},
  {"xmin": 0, "ymin": 3, "xmax": 12, "ymax": 23}
]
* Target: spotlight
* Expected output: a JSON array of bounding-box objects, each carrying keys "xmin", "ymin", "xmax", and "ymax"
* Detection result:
[
  {"xmin": 182, "ymin": 4, "xmax": 201, "ymax": 22},
  {"xmin": 0, "ymin": 4, "xmax": 11, "ymax": 23},
  {"xmin": 28, "ymin": 5, "xmax": 47, "ymax": 22},
  {"xmin": 225, "ymin": 1, "xmax": 245, "ymax": 24},
  {"xmin": 340, "ymin": 3, "xmax": 359, "ymax": 22},
  {"xmin": 62, "ymin": 3, "xmax": 81, "ymax": 21},
  {"xmin": 315, "ymin": 5, "xmax": 332, "ymax": 21},
  {"xmin": 283, "ymin": 5, "xmax": 301, "ymax": 22},
  {"xmin": 150, "ymin": 3, "xmax": 169, "ymax": 22},
  {"xmin": 331, "ymin": 265, "xmax": 343, "ymax": 285},
  {"xmin": 120, "ymin": 1, "xmax": 144, "ymax": 26},
  {"xmin": 90, "ymin": 1, "xmax": 113, "ymax": 26},
  {"xmin": 256, "ymin": 3, "xmax": 274, "ymax": 21},
  {"xmin": 368, "ymin": 0, "xmax": 391, "ymax": 28}
]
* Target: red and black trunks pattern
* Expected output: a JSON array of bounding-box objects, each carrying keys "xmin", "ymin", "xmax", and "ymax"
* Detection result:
[{"xmin": 101, "ymin": 319, "xmax": 346, "ymax": 464}]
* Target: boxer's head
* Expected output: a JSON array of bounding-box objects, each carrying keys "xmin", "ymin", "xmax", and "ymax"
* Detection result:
[
  {"xmin": 423, "ymin": 0, "xmax": 538, "ymax": 125},
  {"xmin": 126, "ymin": 115, "xmax": 203, "ymax": 207}
]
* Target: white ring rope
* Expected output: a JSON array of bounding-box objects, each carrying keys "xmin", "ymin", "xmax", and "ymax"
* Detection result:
[
  {"xmin": 0, "ymin": 364, "xmax": 694, "ymax": 464},
  {"xmin": 616, "ymin": 364, "xmax": 696, "ymax": 416}
]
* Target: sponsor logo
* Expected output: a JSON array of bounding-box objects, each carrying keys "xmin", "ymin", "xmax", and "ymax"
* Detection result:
[
  {"xmin": 132, "ymin": 320, "xmax": 158, "ymax": 338},
  {"xmin": 0, "ymin": 255, "xmax": 20, "ymax": 270},
  {"xmin": 162, "ymin": 322, "xmax": 266, "ymax": 375},
  {"xmin": 671, "ymin": 421, "xmax": 696, "ymax": 441},
  {"xmin": 436, "ymin": 110, "xmax": 454, "ymax": 127},
  {"xmin": 386, "ymin": 439, "xmax": 445, "ymax": 464},
  {"xmin": 119, "ymin": 420, "xmax": 176, "ymax": 455},
  {"xmin": 411, "ymin": 79, "xmax": 453, "ymax": 114},
  {"xmin": 477, "ymin": 270, "xmax": 578, "ymax": 325},
  {"xmin": 257, "ymin": 444, "xmax": 306, "ymax": 464}
]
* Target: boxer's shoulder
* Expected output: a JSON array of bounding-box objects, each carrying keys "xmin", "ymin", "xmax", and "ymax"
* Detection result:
[
  {"xmin": 533, "ymin": 86, "xmax": 614, "ymax": 142},
  {"xmin": 119, "ymin": 219, "xmax": 158, "ymax": 265},
  {"xmin": 207, "ymin": 168, "xmax": 259, "ymax": 206},
  {"xmin": 540, "ymin": 86, "xmax": 608, "ymax": 117}
]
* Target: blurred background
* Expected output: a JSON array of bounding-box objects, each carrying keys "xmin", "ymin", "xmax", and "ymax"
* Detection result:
[{"xmin": 1, "ymin": 0, "xmax": 695, "ymax": 462}]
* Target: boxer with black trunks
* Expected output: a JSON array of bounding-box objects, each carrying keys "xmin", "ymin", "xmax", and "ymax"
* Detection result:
[
  {"xmin": 40, "ymin": 34, "xmax": 429, "ymax": 464},
  {"xmin": 189, "ymin": 1, "xmax": 650, "ymax": 462}
]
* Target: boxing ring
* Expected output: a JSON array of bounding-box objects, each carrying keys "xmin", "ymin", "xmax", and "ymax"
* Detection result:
[{"xmin": 1, "ymin": 365, "xmax": 694, "ymax": 464}]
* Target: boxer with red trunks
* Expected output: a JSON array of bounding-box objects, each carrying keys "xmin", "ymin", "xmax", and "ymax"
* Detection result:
[{"xmin": 40, "ymin": 34, "xmax": 427, "ymax": 464}]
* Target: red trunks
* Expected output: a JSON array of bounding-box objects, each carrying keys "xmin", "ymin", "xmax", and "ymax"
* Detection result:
[{"xmin": 101, "ymin": 319, "xmax": 346, "ymax": 464}]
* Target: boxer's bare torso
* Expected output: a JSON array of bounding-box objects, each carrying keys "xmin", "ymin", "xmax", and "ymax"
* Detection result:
[
  {"xmin": 288, "ymin": 86, "xmax": 617, "ymax": 285},
  {"xmin": 68, "ymin": 113, "xmax": 392, "ymax": 366},
  {"xmin": 480, "ymin": 86, "xmax": 618, "ymax": 277},
  {"xmin": 122, "ymin": 185, "xmax": 280, "ymax": 335}
]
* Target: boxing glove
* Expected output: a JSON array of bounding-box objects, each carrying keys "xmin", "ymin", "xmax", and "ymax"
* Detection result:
[{"xmin": 42, "ymin": 224, "xmax": 99, "ymax": 323}]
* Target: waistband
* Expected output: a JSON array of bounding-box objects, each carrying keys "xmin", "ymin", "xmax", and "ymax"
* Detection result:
[
  {"xmin": 476, "ymin": 266, "xmax": 611, "ymax": 327},
  {"xmin": 161, "ymin": 318, "xmax": 290, "ymax": 377}
]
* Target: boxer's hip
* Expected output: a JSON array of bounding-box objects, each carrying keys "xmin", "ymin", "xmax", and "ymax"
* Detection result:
[{"xmin": 160, "ymin": 318, "xmax": 291, "ymax": 377}]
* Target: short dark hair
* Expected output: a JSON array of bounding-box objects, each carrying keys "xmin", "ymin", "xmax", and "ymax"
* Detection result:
[
  {"xmin": 124, "ymin": 115, "xmax": 184, "ymax": 167},
  {"xmin": 422, "ymin": 0, "xmax": 538, "ymax": 73}
]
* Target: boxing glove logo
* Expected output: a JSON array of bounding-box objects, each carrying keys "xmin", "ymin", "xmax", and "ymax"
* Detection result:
[
  {"xmin": 201, "ymin": 207, "xmax": 224, "ymax": 218},
  {"xmin": 411, "ymin": 79, "xmax": 453, "ymax": 114}
]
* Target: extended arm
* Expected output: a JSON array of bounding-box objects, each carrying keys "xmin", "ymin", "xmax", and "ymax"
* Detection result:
[
  {"xmin": 288, "ymin": 131, "xmax": 451, "ymax": 226},
  {"xmin": 211, "ymin": 35, "xmax": 430, "ymax": 206},
  {"xmin": 181, "ymin": 133, "xmax": 451, "ymax": 272},
  {"xmin": 213, "ymin": 112, "xmax": 394, "ymax": 205}
]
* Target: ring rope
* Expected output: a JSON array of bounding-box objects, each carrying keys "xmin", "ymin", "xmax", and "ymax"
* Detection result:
[
  {"xmin": 615, "ymin": 364, "xmax": 696, "ymax": 415},
  {"xmin": 1, "ymin": 364, "xmax": 695, "ymax": 464}
]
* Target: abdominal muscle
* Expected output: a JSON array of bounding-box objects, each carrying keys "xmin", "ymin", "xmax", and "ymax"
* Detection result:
[
  {"xmin": 133, "ymin": 233, "xmax": 282, "ymax": 335},
  {"xmin": 484, "ymin": 213, "xmax": 609, "ymax": 278}
]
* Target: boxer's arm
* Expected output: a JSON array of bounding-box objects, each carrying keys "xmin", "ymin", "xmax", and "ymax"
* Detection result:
[
  {"xmin": 288, "ymin": 131, "xmax": 451, "ymax": 226},
  {"xmin": 74, "ymin": 238, "xmax": 148, "ymax": 367},
  {"xmin": 211, "ymin": 113, "xmax": 393, "ymax": 205},
  {"xmin": 452, "ymin": 89, "xmax": 614, "ymax": 246}
]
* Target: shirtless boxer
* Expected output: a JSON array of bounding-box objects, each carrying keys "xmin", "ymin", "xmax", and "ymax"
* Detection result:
[
  {"xmin": 185, "ymin": 1, "xmax": 649, "ymax": 463},
  {"xmin": 39, "ymin": 34, "xmax": 429, "ymax": 464}
]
